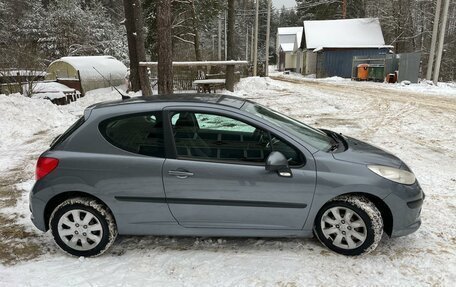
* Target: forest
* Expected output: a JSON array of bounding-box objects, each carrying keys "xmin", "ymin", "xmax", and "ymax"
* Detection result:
[{"xmin": 0, "ymin": 0, "xmax": 455, "ymax": 81}]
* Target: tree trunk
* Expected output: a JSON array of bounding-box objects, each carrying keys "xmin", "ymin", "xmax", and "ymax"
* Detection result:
[
  {"xmin": 157, "ymin": 0, "xmax": 173, "ymax": 94},
  {"xmin": 225, "ymin": 0, "xmax": 235, "ymax": 92},
  {"xmin": 190, "ymin": 0, "xmax": 202, "ymax": 61},
  {"xmin": 132, "ymin": 0, "xmax": 152, "ymax": 96},
  {"xmin": 123, "ymin": 0, "xmax": 140, "ymax": 91}
]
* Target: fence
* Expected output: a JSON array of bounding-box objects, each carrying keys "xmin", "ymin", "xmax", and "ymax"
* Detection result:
[{"xmin": 140, "ymin": 61, "xmax": 249, "ymax": 92}]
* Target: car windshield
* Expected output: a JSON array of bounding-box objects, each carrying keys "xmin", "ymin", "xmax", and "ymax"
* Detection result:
[{"xmin": 242, "ymin": 102, "xmax": 332, "ymax": 151}]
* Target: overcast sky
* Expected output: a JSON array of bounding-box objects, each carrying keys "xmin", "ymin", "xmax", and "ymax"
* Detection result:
[{"xmin": 272, "ymin": 0, "xmax": 296, "ymax": 9}]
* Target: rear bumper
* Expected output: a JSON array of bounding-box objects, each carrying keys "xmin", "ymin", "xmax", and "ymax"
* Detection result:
[
  {"xmin": 29, "ymin": 182, "xmax": 48, "ymax": 232},
  {"xmin": 384, "ymin": 181, "xmax": 424, "ymax": 238}
]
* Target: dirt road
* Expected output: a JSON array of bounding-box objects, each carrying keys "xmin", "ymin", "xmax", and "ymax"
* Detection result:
[{"xmin": 270, "ymin": 75, "xmax": 456, "ymax": 112}]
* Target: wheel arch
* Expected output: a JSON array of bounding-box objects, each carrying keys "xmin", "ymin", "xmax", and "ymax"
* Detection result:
[
  {"xmin": 43, "ymin": 191, "xmax": 116, "ymax": 231},
  {"xmin": 320, "ymin": 192, "xmax": 393, "ymax": 237}
]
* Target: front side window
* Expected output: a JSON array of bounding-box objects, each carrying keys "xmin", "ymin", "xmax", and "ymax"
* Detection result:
[
  {"xmin": 170, "ymin": 111, "xmax": 303, "ymax": 165},
  {"xmin": 99, "ymin": 112, "xmax": 165, "ymax": 157}
]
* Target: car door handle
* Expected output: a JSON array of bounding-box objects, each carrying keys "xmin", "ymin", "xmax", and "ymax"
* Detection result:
[{"xmin": 168, "ymin": 170, "xmax": 194, "ymax": 178}]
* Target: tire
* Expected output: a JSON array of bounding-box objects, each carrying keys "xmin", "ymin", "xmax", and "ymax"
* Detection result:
[
  {"xmin": 49, "ymin": 197, "xmax": 118, "ymax": 257},
  {"xmin": 314, "ymin": 195, "xmax": 383, "ymax": 256}
]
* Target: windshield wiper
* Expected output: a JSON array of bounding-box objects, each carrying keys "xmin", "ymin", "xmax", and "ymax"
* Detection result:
[
  {"xmin": 324, "ymin": 130, "xmax": 340, "ymax": 151},
  {"xmin": 329, "ymin": 141, "xmax": 339, "ymax": 151}
]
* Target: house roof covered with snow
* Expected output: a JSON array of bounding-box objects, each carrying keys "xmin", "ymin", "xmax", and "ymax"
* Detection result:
[
  {"xmin": 277, "ymin": 27, "xmax": 303, "ymax": 53},
  {"xmin": 303, "ymin": 18, "xmax": 391, "ymax": 50},
  {"xmin": 280, "ymin": 43, "xmax": 295, "ymax": 52}
]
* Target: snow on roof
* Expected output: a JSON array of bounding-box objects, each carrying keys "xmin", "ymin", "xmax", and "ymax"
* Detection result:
[
  {"xmin": 27, "ymin": 82, "xmax": 79, "ymax": 100},
  {"xmin": 278, "ymin": 27, "xmax": 303, "ymax": 44},
  {"xmin": 49, "ymin": 56, "xmax": 127, "ymax": 82},
  {"xmin": 280, "ymin": 43, "xmax": 295, "ymax": 52},
  {"xmin": 31, "ymin": 91, "xmax": 67, "ymax": 100},
  {"xmin": 303, "ymin": 18, "xmax": 387, "ymax": 49},
  {"xmin": 277, "ymin": 27, "xmax": 303, "ymax": 53},
  {"xmin": 32, "ymin": 82, "xmax": 76, "ymax": 93}
]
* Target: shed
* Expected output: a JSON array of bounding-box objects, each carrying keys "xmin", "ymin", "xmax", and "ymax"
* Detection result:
[
  {"xmin": 46, "ymin": 56, "xmax": 127, "ymax": 95},
  {"xmin": 276, "ymin": 27, "xmax": 304, "ymax": 72},
  {"xmin": 303, "ymin": 18, "xmax": 393, "ymax": 78}
]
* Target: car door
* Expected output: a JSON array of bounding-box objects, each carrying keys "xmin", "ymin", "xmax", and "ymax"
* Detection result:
[
  {"xmin": 162, "ymin": 107, "xmax": 316, "ymax": 230},
  {"xmin": 95, "ymin": 111, "xmax": 176, "ymax": 232}
]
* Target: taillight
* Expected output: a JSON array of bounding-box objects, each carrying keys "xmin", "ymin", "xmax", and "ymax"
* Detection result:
[{"xmin": 36, "ymin": 157, "xmax": 59, "ymax": 180}]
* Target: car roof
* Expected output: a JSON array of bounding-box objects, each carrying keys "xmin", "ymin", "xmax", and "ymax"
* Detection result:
[{"xmin": 87, "ymin": 93, "xmax": 247, "ymax": 110}]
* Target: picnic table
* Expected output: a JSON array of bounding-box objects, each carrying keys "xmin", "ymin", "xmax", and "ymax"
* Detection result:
[{"xmin": 193, "ymin": 78, "xmax": 226, "ymax": 93}]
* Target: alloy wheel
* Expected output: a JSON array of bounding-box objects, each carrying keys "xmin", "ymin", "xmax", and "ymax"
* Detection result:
[
  {"xmin": 57, "ymin": 209, "xmax": 103, "ymax": 251},
  {"xmin": 320, "ymin": 206, "xmax": 367, "ymax": 249}
]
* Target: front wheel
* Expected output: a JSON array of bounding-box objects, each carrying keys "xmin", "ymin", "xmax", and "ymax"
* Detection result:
[
  {"xmin": 314, "ymin": 195, "xmax": 383, "ymax": 256},
  {"xmin": 49, "ymin": 197, "xmax": 117, "ymax": 257}
]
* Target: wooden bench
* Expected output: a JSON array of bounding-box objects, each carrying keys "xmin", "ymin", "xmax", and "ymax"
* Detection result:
[{"xmin": 193, "ymin": 78, "xmax": 226, "ymax": 93}]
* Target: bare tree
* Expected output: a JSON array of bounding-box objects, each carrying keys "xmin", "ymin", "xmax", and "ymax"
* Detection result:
[
  {"xmin": 123, "ymin": 0, "xmax": 151, "ymax": 95},
  {"xmin": 157, "ymin": 0, "xmax": 173, "ymax": 94},
  {"xmin": 190, "ymin": 0, "xmax": 202, "ymax": 61}
]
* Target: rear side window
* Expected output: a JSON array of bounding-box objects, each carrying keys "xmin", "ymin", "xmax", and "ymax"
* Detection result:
[
  {"xmin": 99, "ymin": 112, "xmax": 165, "ymax": 157},
  {"xmin": 50, "ymin": 116, "xmax": 85, "ymax": 149}
]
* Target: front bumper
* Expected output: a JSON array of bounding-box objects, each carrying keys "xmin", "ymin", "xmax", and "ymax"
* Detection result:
[{"xmin": 384, "ymin": 181, "xmax": 424, "ymax": 237}]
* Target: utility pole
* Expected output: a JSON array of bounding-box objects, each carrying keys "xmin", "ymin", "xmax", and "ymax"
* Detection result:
[
  {"xmin": 246, "ymin": 26, "xmax": 249, "ymax": 61},
  {"xmin": 250, "ymin": 25, "xmax": 254, "ymax": 63},
  {"xmin": 265, "ymin": 0, "xmax": 271, "ymax": 76},
  {"xmin": 224, "ymin": 10, "xmax": 227, "ymax": 60},
  {"xmin": 218, "ymin": 15, "xmax": 222, "ymax": 61},
  {"xmin": 212, "ymin": 35, "xmax": 216, "ymax": 60},
  {"xmin": 253, "ymin": 0, "xmax": 259, "ymax": 76},
  {"xmin": 426, "ymin": 0, "xmax": 442, "ymax": 80},
  {"xmin": 433, "ymin": 0, "xmax": 450, "ymax": 85},
  {"xmin": 226, "ymin": 0, "xmax": 235, "ymax": 92}
]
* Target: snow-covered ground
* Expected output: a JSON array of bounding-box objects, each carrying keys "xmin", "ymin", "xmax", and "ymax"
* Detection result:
[{"xmin": 0, "ymin": 76, "xmax": 455, "ymax": 286}]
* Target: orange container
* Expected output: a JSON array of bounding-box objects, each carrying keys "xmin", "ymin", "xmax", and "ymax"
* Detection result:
[{"xmin": 357, "ymin": 64, "xmax": 369, "ymax": 80}]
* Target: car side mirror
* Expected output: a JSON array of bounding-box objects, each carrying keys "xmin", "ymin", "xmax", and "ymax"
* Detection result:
[{"xmin": 265, "ymin": 151, "xmax": 292, "ymax": 177}]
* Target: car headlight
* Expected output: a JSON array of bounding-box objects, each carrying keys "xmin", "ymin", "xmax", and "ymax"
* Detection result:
[{"xmin": 367, "ymin": 165, "xmax": 416, "ymax": 185}]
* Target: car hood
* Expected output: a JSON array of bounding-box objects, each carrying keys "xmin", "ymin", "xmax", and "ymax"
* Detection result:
[{"xmin": 332, "ymin": 136, "xmax": 403, "ymax": 168}]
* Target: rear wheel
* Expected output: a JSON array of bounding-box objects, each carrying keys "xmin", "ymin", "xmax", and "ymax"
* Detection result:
[
  {"xmin": 49, "ymin": 197, "xmax": 117, "ymax": 257},
  {"xmin": 314, "ymin": 195, "xmax": 383, "ymax": 256}
]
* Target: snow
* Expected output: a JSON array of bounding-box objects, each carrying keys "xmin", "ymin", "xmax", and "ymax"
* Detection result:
[
  {"xmin": 30, "ymin": 81, "xmax": 77, "ymax": 93},
  {"xmin": 273, "ymin": 71, "xmax": 456, "ymax": 96},
  {"xmin": 0, "ymin": 87, "xmax": 128, "ymax": 175},
  {"xmin": 31, "ymin": 91, "xmax": 67, "ymax": 100},
  {"xmin": 0, "ymin": 77, "xmax": 456, "ymax": 285},
  {"xmin": 279, "ymin": 43, "xmax": 294, "ymax": 52},
  {"xmin": 25, "ymin": 81, "xmax": 79, "ymax": 99},
  {"xmin": 303, "ymin": 18, "xmax": 389, "ymax": 49}
]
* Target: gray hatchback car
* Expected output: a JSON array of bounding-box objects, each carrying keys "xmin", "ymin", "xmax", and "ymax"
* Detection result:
[{"xmin": 30, "ymin": 94, "xmax": 424, "ymax": 257}]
